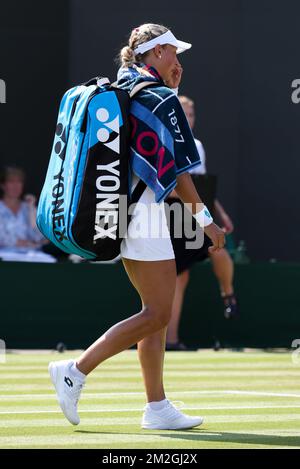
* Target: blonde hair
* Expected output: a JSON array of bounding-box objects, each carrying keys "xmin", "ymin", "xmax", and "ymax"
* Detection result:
[
  {"xmin": 178, "ymin": 95, "xmax": 194, "ymax": 107},
  {"xmin": 117, "ymin": 23, "xmax": 169, "ymax": 68}
]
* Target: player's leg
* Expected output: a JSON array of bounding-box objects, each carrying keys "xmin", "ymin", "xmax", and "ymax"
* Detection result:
[
  {"xmin": 137, "ymin": 327, "xmax": 167, "ymax": 402},
  {"xmin": 75, "ymin": 259, "xmax": 176, "ymax": 375},
  {"xmin": 48, "ymin": 258, "xmax": 176, "ymax": 425},
  {"xmin": 122, "ymin": 257, "xmax": 176, "ymax": 403},
  {"xmin": 122, "ymin": 258, "xmax": 203, "ymax": 429}
]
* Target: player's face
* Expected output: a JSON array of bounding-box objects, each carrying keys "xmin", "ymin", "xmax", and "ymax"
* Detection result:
[
  {"xmin": 181, "ymin": 103, "xmax": 195, "ymax": 130},
  {"xmin": 157, "ymin": 45, "xmax": 182, "ymax": 83},
  {"xmin": 2, "ymin": 175, "xmax": 24, "ymax": 199}
]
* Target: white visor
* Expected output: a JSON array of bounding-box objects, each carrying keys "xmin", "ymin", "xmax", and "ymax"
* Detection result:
[{"xmin": 133, "ymin": 30, "xmax": 192, "ymax": 56}]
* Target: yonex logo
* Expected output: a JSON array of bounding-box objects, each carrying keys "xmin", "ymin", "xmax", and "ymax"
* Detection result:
[
  {"xmin": 64, "ymin": 376, "xmax": 73, "ymax": 387},
  {"xmin": 96, "ymin": 107, "xmax": 120, "ymax": 154},
  {"xmin": 52, "ymin": 167, "xmax": 67, "ymax": 242},
  {"xmin": 93, "ymin": 161, "xmax": 120, "ymax": 242},
  {"xmin": 54, "ymin": 122, "xmax": 67, "ymax": 160},
  {"xmin": 51, "ymin": 122, "xmax": 68, "ymax": 243}
]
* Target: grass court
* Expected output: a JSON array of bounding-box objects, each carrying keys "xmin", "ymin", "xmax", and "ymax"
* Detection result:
[{"xmin": 0, "ymin": 350, "xmax": 300, "ymax": 449}]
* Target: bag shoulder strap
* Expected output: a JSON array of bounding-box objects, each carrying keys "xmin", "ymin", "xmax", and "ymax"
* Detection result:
[
  {"xmin": 129, "ymin": 81, "xmax": 159, "ymax": 98},
  {"xmin": 130, "ymin": 179, "xmax": 147, "ymax": 204}
]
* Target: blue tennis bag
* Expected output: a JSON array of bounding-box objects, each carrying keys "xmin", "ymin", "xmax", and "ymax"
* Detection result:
[{"xmin": 37, "ymin": 76, "xmax": 153, "ymax": 260}]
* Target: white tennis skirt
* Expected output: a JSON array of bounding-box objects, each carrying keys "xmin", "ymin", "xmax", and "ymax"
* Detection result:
[{"xmin": 120, "ymin": 176, "xmax": 175, "ymax": 261}]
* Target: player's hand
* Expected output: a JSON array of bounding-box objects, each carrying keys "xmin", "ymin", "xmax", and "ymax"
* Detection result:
[
  {"xmin": 165, "ymin": 65, "xmax": 183, "ymax": 89},
  {"xmin": 204, "ymin": 222, "xmax": 226, "ymax": 253}
]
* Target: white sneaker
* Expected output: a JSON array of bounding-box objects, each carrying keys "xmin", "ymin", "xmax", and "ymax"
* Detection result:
[
  {"xmin": 48, "ymin": 360, "xmax": 84, "ymax": 425},
  {"xmin": 141, "ymin": 400, "xmax": 204, "ymax": 430}
]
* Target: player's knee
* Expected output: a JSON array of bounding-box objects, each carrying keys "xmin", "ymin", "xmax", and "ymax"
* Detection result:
[{"xmin": 143, "ymin": 305, "xmax": 172, "ymax": 331}]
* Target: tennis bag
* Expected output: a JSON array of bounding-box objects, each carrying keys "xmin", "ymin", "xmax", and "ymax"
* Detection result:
[{"xmin": 37, "ymin": 76, "xmax": 154, "ymax": 260}]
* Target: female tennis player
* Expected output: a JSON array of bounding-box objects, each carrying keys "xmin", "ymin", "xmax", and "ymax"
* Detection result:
[{"xmin": 48, "ymin": 23, "xmax": 225, "ymax": 430}]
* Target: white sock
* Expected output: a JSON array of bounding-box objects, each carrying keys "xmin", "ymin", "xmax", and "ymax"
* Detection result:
[
  {"xmin": 70, "ymin": 362, "xmax": 86, "ymax": 382},
  {"xmin": 148, "ymin": 399, "xmax": 168, "ymax": 411}
]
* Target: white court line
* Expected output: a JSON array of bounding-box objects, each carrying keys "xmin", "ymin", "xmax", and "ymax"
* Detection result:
[
  {"xmin": 2, "ymin": 405, "xmax": 300, "ymax": 416},
  {"xmin": 1, "ymin": 390, "xmax": 300, "ymax": 400},
  {"xmin": 219, "ymin": 391, "xmax": 300, "ymax": 398}
]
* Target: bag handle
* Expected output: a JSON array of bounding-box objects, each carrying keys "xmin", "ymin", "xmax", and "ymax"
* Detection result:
[
  {"xmin": 110, "ymin": 80, "xmax": 159, "ymax": 97},
  {"xmin": 82, "ymin": 76, "xmax": 110, "ymax": 87}
]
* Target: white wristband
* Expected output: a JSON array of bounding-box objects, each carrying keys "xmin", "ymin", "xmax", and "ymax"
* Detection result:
[{"xmin": 193, "ymin": 205, "xmax": 213, "ymax": 227}]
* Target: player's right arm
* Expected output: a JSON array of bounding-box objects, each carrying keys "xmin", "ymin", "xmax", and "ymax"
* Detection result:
[{"xmin": 175, "ymin": 172, "xmax": 225, "ymax": 253}]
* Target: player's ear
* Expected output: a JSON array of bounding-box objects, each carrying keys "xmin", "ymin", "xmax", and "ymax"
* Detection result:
[{"xmin": 153, "ymin": 44, "xmax": 162, "ymax": 59}]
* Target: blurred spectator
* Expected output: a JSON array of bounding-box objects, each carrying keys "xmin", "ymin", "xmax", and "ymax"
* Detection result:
[
  {"xmin": 165, "ymin": 96, "xmax": 239, "ymax": 350},
  {"xmin": 0, "ymin": 166, "xmax": 55, "ymax": 262}
]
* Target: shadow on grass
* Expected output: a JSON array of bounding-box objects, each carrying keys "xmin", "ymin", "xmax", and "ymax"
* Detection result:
[{"xmin": 74, "ymin": 429, "xmax": 300, "ymax": 447}]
